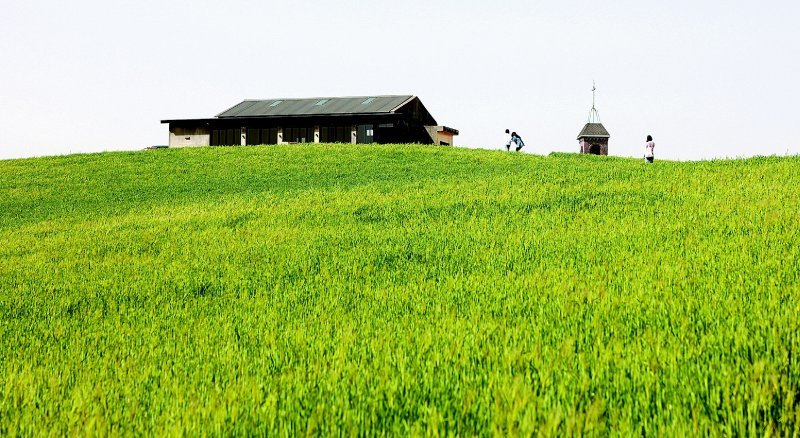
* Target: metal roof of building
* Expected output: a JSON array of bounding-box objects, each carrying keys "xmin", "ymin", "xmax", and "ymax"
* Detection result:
[
  {"xmin": 216, "ymin": 95, "xmax": 415, "ymax": 118},
  {"xmin": 577, "ymin": 123, "xmax": 610, "ymax": 139}
]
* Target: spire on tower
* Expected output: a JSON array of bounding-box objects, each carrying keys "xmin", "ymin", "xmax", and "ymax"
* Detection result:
[{"xmin": 588, "ymin": 80, "xmax": 601, "ymax": 123}]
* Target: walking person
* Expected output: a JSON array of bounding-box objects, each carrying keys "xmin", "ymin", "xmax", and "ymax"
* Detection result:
[
  {"xmin": 511, "ymin": 132, "xmax": 525, "ymax": 152},
  {"xmin": 644, "ymin": 135, "xmax": 655, "ymax": 163},
  {"xmin": 503, "ymin": 129, "xmax": 512, "ymax": 151}
]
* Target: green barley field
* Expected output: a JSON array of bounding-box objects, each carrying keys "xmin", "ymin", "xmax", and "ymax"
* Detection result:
[{"xmin": 1, "ymin": 144, "xmax": 799, "ymax": 435}]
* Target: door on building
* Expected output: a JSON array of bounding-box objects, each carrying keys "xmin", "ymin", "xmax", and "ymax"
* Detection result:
[
  {"xmin": 357, "ymin": 124, "xmax": 374, "ymax": 144},
  {"xmin": 589, "ymin": 144, "xmax": 601, "ymax": 155}
]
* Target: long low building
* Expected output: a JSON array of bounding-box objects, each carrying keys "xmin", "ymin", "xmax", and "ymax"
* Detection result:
[{"xmin": 161, "ymin": 95, "xmax": 459, "ymax": 147}]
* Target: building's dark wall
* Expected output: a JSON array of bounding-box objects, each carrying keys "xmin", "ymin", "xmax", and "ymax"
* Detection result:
[
  {"xmin": 395, "ymin": 97, "xmax": 438, "ymax": 144},
  {"xmin": 396, "ymin": 97, "xmax": 437, "ymax": 126},
  {"xmin": 579, "ymin": 138, "xmax": 609, "ymax": 155},
  {"xmin": 194, "ymin": 116, "xmax": 436, "ymax": 146}
]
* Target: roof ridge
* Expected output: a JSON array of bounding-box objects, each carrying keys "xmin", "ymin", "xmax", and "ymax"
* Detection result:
[{"xmin": 240, "ymin": 95, "xmax": 413, "ymax": 102}]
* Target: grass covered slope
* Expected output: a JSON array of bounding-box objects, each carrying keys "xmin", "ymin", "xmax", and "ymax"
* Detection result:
[{"xmin": 1, "ymin": 145, "xmax": 799, "ymax": 434}]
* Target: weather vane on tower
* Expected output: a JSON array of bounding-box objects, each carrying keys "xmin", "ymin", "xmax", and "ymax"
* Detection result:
[{"xmin": 588, "ymin": 80, "xmax": 601, "ymax": 123}]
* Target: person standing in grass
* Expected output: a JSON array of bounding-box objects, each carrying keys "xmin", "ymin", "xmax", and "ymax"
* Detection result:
[
  {"xmin": 645, "ymin": 135, "xmax": 655, "ymax": 163},
  {"xmin": 503, "ymin": 129, "xmax": 512, "ymax": 151},
  {"xmin": 511, "ymin": 132, "xmax": 525, "ymax": 152}
]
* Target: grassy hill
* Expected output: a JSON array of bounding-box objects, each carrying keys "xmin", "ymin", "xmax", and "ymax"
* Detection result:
[{"xmin": 1, "ymin": 145, "xmax": 799, "ymax": 435}]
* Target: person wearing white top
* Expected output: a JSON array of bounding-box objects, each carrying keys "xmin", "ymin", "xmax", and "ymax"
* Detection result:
[
  {"xmin": 645, "ymin": 135, "xmax": 655, "ymax": 163},
  {"xmin": 503, "ymin": 129, "xmax": 512, "ymax": 151}
]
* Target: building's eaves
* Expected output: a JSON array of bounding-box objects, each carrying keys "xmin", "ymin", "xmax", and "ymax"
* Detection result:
[
  {"xmin": 390, "ymin": 96, "xmax": 417, "ymax": 112},
  {"xmin": 161, "ymin": 113, "xmax": 399, "ymax": 124}
]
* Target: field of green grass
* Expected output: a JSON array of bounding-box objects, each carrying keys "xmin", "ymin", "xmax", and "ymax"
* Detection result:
[{"xmin": 1, "ymin": 144, "xmax": 799, "ymax": 435}]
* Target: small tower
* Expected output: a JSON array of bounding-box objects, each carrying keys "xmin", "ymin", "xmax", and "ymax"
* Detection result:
[{"xmin": 577, "ymin": 82, "xmax": 610, "ymax": 155}]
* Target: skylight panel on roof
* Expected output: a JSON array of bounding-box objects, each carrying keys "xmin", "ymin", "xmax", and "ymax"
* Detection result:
[
  {"xmin": 315, "ymin": 99, "xmax": 330, "ymax": 106},
  {"xmin": 362, "ymin": 97, "xmax": 376, "ymax": 105},
  {"xmin": 270, "ymin": 100, "xmax": 283, "ymax": 107}
]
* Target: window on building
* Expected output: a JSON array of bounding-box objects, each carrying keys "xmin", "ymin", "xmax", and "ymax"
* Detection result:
[
  {"xmin": 260, "ymin": 128, "xmax": 278, "ymax": 145},
  {"xmin": 284, "ymin": 127, "xmax": 315, "ymax": 143},
  {"xmin": 270, "ymin": 100, "xmax": 283, "ymax": 107},
  {"xmin": 211, "ymin": 129, "xmax": 241, "ymax": 146},
  {"xmin": 320, "ymin": 126, "xmax": 351, "ymax": 143},
  {"xmin": 315, "ymin": 99, "xmax": 330, "ymax": 106},
  {"xmin": 246, "ymin": 129, "xmax": 260, "ymax": 145},
  {"xmin": 362, "ymin": 97, "xmax": 376, "ymax": 105}
]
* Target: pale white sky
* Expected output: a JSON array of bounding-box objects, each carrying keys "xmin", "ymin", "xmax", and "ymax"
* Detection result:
[{"xmin": 1, "ymin": 0, "xmax": 798, "ymax": 160}]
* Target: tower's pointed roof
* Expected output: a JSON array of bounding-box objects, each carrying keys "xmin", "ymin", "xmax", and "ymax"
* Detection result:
[{"xmin": 577, "ymin": 123, "xmax": 610, "ymax": 139}]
